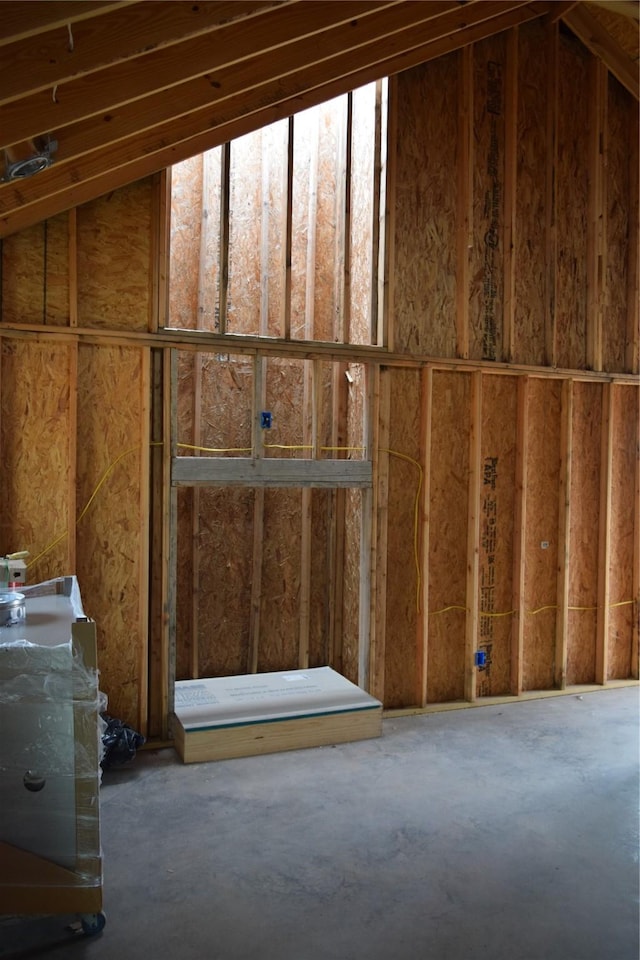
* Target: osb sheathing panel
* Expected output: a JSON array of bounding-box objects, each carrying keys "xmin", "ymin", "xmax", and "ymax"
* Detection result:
[
  {"xmin": 176, "ymin": 486, "xmax": 195, "ymax": 681},
  {"xmin": 197, "ymin": 354, "xmax": 253, "ymax": 454},
  {"xmin": 513, "ymin": 20, "xmax": 547, "ymax": 367},
  {"xmin": 555, "ymin": 32, "xmax": 589, "ymax": 370},
  {"xmin": 196, "ymin": 487, "xmax": 254, "ymax": 678},
  {"xmin": 258, "ymin": 488, "xmax": 302, "ymax": 673},
  {"xmin": 478, "ymin": 374, "xmax": 517, "ymax": 696},
  {"xmin": 604, "ymin": 76, "xmax": 632, "ymax": 373},
  {"xmin": 588, "ymin": 4, "xmax": 640, "ymax": 62},
  {"xmin": 428, "ymin": 371, "xmax": 470, "ymax": 703},
  {"xmin": 350, "ymin": 84, "xmax": 375, "ymax": 346},
  {"xmin": 470, "ymin": 34, "xmax": 506, "ymax": 362},
  {"xmin": 1, "ymin": 213, "xmax": 69, "ymax": 326},
  {"xmin": 175, "ymin": 351, "xmax": 195, "ymax": 676},
  {"xmin": 341, "ymin": 487, "xmax": 362, "ymax": 685},
  {"xmin": 314, "ymin": 101, "xmax": 341, "ymax": 343},
  {"xmin": 228, "ymin": 130, "xmax": 262, "ymax": 336},
  {"xmin": 607, "ymin": 384, "xmax": 638, "ymax": 679},
  {"xmin": 290, "ymin": 114, "xmax": 312, "ymax": 340},
  {"xmin": 264, "ymin": 357, "xmax": 304, "ymax": 456},
  {"xmin": 567, "ymin": 382, "xmax": 601, "ymax": 684},
  {"xmin": 393, "ymin": 57, "xmax": 458, "ymax": 357},
  {"xmin": 384, "ymin": 368, "xmax": 422, "ymax": 706},
  {"xmin": 77, "ymin": 179, "xmax": 152, "ymax": 331},
  {"xmin": 309, "ymin": 488, "xmax": 331, "ymax": 668},
  {"xmin": 0, "ymin": 340, "xmax": 73, "ymax": 578},
  {"xmin": 263, "ymin": 121, "xmax": 286, "ymax": 338},
  {"xmin": 522, "ymin": 378, "xmax": 561, "ymax": 690},
  {"xmin": 76, "ymin": 343, "xmax": 147, "ymax": 728},
  {"xmin": 169, "ymin": 155, "xmax": 203, "ymax": 331}
]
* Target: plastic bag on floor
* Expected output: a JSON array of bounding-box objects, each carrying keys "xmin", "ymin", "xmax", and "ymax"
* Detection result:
[{"xmin": 100, "ymin": 713, "xmax": 145, "ymax": 769}]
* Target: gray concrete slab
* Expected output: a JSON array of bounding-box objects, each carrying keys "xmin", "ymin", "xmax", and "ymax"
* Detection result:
[{"xmin": 1, "ymin": 687, "xmax": 638, "ymax": 960}]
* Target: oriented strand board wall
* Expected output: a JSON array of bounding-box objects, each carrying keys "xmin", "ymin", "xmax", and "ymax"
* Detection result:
[
  {"xmin": 555, "ymin": 31, "xmax": 589, "ymax": 370},
  {"xmin": 608, "ymin": 385, "xmax": 637, "ymax": 679},
  {"xmin": 513, "ymin": 19, "xmax": 547, "ymax": 367},
  {"xmin": 478, "ymin": 374, "xmax": 517, "ymax": 696},
  {"xmin": 522, "ymin": 378, "xmax": 561, "ymax": 690},
  {"xmin": 604, "ymin": 77, "xmax": 632, "ymax": 373},
  {"xmin": 0, "ymin": 339, "xmax": 74, "ymax": 577},
  {"xmin": 77, "ymin": 180, "xmax": 152, "ymax": 331},
  {"xmin": 1, "ymin": 213, "xmax": 70, "ymax": 326},
  {"xmin": 76, "ymin": 343, "xmax": 149, "ymax": 731},
  {"xmin": 383, "ymin": 368, "xmax": 422, "ymax": 707},
  {"xmin": 469, "ymin": 34, "xmax": 506, "ymax": 362},
  {"xmin": 567, "ymin": 382, "xmax": 601, "ymax": 684},
  {"xmin": 392, "ymin": 56, "xmax": 458, "ymax": 357},
  {"xmin": 428, "ymin": 371, "xmax": 470, "ymax": 703}
]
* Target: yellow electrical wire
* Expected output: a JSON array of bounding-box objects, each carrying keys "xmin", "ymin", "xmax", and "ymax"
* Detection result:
[{"xmin": 24, "ymin": 438, "xmax": 638, "ymax": 625}]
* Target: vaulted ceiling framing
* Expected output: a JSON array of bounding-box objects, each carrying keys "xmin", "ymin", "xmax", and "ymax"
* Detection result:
[{"xmin": 0, "ymin": 0, "xmax": 637, "ymax": 239}]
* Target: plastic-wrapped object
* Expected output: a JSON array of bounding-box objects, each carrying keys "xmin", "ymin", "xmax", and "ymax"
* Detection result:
[
  {"xmin": 0, "ymin": 576, "xmax": 103, "ymax": 916},
  {"xmin": 100, "ymin": 714, "xmax": 145, "ymax": 769}
]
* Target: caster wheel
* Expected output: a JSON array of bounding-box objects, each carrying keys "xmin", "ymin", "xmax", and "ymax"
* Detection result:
[{"xmin": 79, "ymin": 911, "xmax": 106, "ymax": 936}]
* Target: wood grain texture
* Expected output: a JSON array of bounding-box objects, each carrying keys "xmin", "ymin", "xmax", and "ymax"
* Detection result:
[
  {"xmin": 383, "ymin": 367, "xmax": 422, "ymax": 707},
  {"xmin": 168, "ymin": 155, "xmax": 203, "ymax": 331},
  {"xmin": 392, "ymin": 55, "xmax": 458, "ymax": 357},
  {"xmin": 522, "ymin": 377, "xmax": 561, "ymax": 690},
  {"xmin": 76, "ymin": 343, "xmax": 147, "ymax": 727},
  {"xmin": 427, "ymin": 370, "xmax": 470, "ymax": 703},
  {"xmin": 555, "ymin": 31, "xmax": 589, "ymax": 370},
  {"xmin": 469, "ymin": 33, "xmax": 506, "ymax": 361},
  {"xmin": 1, "ymin": 213, "xmax": 69, "ymax": 326},
  {"xmin": 607, "ymin": 384, "xmax": 637, "ymax": 679},
  {"xmin": 567, "ymin": 381, "xmax": 601, "ymax": 684},
  {"xmin": 513, "ymin": 19, "xmax": 547, "ymax": 366},
  {"xmin": 478, "ymin": 374, "xmax": 517, "ymax": 695},
  {"xmin": 77, "ymin": 179, "xmax": 153, "ymax": 331},
  {"xmin": 603, "ymin": 75, "xmax": 632, "ymax": 373},
  {"xmin": 0, "ymin": 339, "xmax": 73, "ymax": 578}
]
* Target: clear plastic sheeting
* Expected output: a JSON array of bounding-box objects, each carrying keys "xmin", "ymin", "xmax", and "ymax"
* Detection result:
[{"xmin": 0, "ymin": 577, "xmax": 103, "ymax": 890}]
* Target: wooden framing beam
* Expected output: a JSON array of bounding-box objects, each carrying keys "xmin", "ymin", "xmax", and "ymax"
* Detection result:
[
  {"xmin": 218, "ymin": 142, "xmax": 231, "ymax": 335},
  {"xmin": 151, "ymin": 169, "xmax": 171, "ymax": 332},
  {"xmin": 465, "ymin": 371, "xmax": 482, "ymax": 702},
  {"xmin": 370, "ymin": 367, "xmax": 390, "ymax": 702},
  {"xmin": 173, "ymin": 456, "xmax": 372, "ymax": 488},
  {"xmin": 164, "ymin": 348, "xmax": 178, "ymax": 738},
  {"xmin": 587, "ymin": 56, "xmax": 608, "ymax": 372},
  {"xmin": 456, "ymin": 43, "xmax": 473, "ymax": 360},
  {"xmin": 369, "ymin": 79, "xmax": 383, "ymax": 347},
  {"xmin": 282, "ymin": 117, "xmax": 294, "ymax": 340},
  {"xmin": 627, "ymin": 102, "xmax": 639, "ymax": 375},
  {"xmin": 633, "ymin": 413, "xmax": 640, "ymax": 680},
  {"xmin": 503, "ymin": 28, "xmax": 518, "ymax": 363},
  {"xmin": 554, "ymin": 378, "xmax": 573, "ymax": 689},
  {"xmin": 0, "ymin": 1, "xmax": 441, "ymax": 146},
  {"xmin": 2, "ymin": 319, "xmax": 639, "ymax": 384},
  {"xmin": 416, "ymin": 367, "xmax": 432, "ymax": 707},
  {"xmin": 545, "ymin": 19, "xmax": 558, "ymax": 367},
  {"xmin": 511, "ymin": 375, "xmax": 529, "ymax": 695},
  {"xmin": 137, "ymin": 347, "xmax": 151, "ymax": 735},
  {"xmin": 358, "ymin": 364, "xmax": 375, "ymax": 689},
  {"xmin": 248, "ymin": 354, "xmax": 266, "ymax": 674},
  {"xmin": 563, "ymin": 3, "xmax": 639, "ymax": 100},
  {"xmin": 0, "ymin": 2, "xmax": 281, "ymax": 104},
  {"xmin": 148, "ymin": 347, "xmax": 166, "ymax": 737},
  {"xmin": 595, "ymin": 382, "xmax": 614, "ymax": 684},
  {"xmin": 66, "ymin": 343, "xmax": 78, "ymax": 574},
  {"xmin": 0, "ymin": 1, "xmax": 132, "ymax": 47},
  {"xmin": 0, "ymin": 1, "xmax": 549, "ymax": 239}
]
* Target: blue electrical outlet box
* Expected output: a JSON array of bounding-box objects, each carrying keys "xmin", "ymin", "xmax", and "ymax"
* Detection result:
[
  {"xmin": 260, "ymin": 411, "xmax": 272, "ymax": 429},
  {"xmin": 474, "ymin": 651, "xmax": 487, "ymax": 667}
]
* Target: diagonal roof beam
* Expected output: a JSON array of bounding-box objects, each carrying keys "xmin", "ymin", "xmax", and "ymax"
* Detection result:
[
  {"xmin": 0, "ymin": 1, "xmax": 287, "ymax": 104},
  {"xmin": 0, "ymin": 1, "xmax": 548, "ymax": 238},
  {"xmin": 563, "ymin": 3, "xmax": 639, "ymax": 98},
  {"xmin": 0, "ymin": 1, "xmax": 135, "ymax": 47}
]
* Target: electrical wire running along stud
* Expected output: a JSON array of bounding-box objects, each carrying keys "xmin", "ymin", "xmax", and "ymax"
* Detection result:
[{"xmin": 260, "ymin": 411, "xmax": 272, "ymax": 429}]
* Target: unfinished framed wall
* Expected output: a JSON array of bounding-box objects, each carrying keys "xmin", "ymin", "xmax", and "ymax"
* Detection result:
[{"xmin": 0, "ymin": 14, "xmax": 637, "ymax": 739}]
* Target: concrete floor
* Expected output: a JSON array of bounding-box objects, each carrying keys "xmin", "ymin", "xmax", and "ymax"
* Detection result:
[{"xmin": 1, "ymin": 687, "xmax": 638, "ymax": 960}]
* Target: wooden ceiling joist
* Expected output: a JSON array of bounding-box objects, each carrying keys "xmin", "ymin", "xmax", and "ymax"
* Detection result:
[{"xmin": 0, "ymin": 0, "xmax": 637, "ymax": 238}]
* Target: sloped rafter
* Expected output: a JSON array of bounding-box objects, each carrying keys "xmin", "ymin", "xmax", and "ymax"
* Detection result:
[
  {"xmin": 0, "ymin": 0, "xmax": 546, "ymax": 237},
  {"xmin": 0, "ymin": 0, "xmax": 636, "ymax": 239}
]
